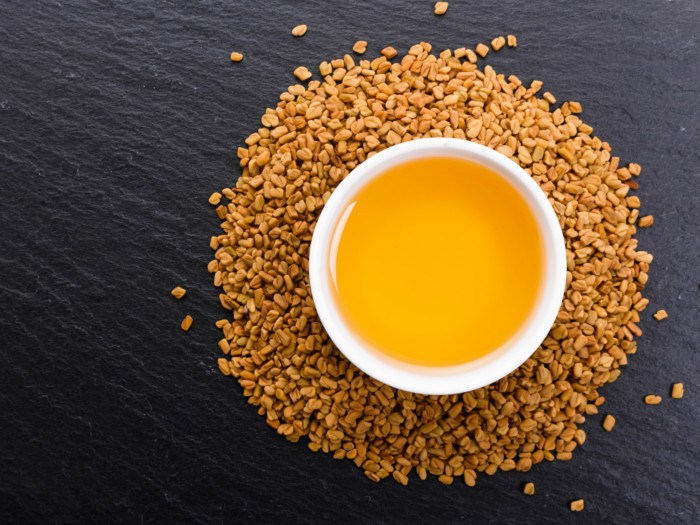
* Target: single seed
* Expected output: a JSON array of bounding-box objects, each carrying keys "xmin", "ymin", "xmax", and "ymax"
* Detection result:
[
  {"xmin": 438, "ymin": 474, "xmax": 454, "ymax": 485},
  {"xmin": 475, "ymin": 43, "xmax": 489, "ymax": 57},
  {"xmin": 208, "ymin": 192, "xmax": 222, "ymax": 205},
  {"xmin": 491, "ymin": 36, "xmax": 506, "ymax": 51},
  {"xmin": 230, "ymin": 52, "xmax": 243, "ymax": 62},
  {"xmin": 434, "ymin": 2, "xmax": 449, "ymax": 15},
  {"xmin": 364, "ymin": 470, "xmax": 380, "ymax": 483},
  {"xmin": 181, "ymin": 315, "xmax": 193, "ymax": 331},
  {"xmin": 653, "ymin": 309, "xmax": 668, "ymax": 321},
  {"xmin": 319, "ymin": 61, "xmax": 332, "ymax": 76},
  {"xmin": 171, "ymin": 286, "xmax": 186, "ymax": 299},
  {"xmin": 570, "ymin": 500, "xmax": 584, "ymax": 512},
  {"xmin": 523, "ymin": 482, "xmax": 535, "ymax": 495},
  {"xmin": 218, "ymin": 358, "xmax": 230, "ymax": 376},
  {"xmin": 671, "ymin": 383, "xmax": 684, "ymax": 399},
  {"xmin": 507, "ymin": 34, "xmax": 517, "ymax": 47},
  {"xmin": 294, "ymin": 66, "xmax": 312, "ymax": 81},
  {"xmin": 543, "ymin": 92, "xmax": 556, "ymax": 104},
  {"xmin": 291, "ymin": 24, "xmax": 307, "ymax": 37},
  {"xmin": 352, "ymin": 40, "xmax": 367, "ymax": 54},
  {"xmin": 381, "ymin": 46, "xmax": 397, "ymax": 58},
  {"xmin": 644, "ymin": 395, "xmax": 662, "ymax": 405},
  {"xmin": 638, "ymin": 215, "xmax": 654, "ymax": 227},
  {"xmin": 603, "ymin": 415, "xmax": 615, "ymax": 431}
]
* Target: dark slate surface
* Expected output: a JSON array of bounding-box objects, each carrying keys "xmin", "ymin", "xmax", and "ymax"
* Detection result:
[{"xmin": 1, "ymin": 0, "xmax": 699, "ymax": 523}]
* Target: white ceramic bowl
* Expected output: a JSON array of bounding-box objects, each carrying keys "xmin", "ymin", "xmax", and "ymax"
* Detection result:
[{"xmin": 309, "ymin": 138, "xmax": 566, "ymax": 395}]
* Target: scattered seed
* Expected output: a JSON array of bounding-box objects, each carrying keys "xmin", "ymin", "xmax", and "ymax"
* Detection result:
[
  {"xmin": 181, "ymin": 315, "xmax": 193, "ymax": 331},
  {"xmin": 653, "ymin": 309, "xmax": 668, "ymax": 321},
  {"xmin": 218, "ymin": 358, "xmax": 231, "ymax": 375},
  {"xmin": 638, "ymin": 215, "xmax": 654, "ymax": 227},
  {"xmin": 364, "ymin": 470, "xmax": 380, "ymax": 482},
  {"xmin": 570, "ymin": 499, "xmax": 585, "ymax": 512},
  {"xmin": 644, "ymin": 395, "xmax": 662, "ymax": 405},
  {"xmin": 293, "ymin": 66, "xmax": 312, "ymax": 81},
  {"xmin": 434, "ymin": 2, "xmax": 449, "ymax": 15},
  {"xmin": 629, "ymin": 163, "xmax": 642, "ymax": 176},
  {"xmin": 438, "ymin": 474, "xmax": 454, "ymax": 485},
  {"xmin": 352, "ymin": 40, "xmax": 367, "ymax": 54},
  {"xmin": 213, "ymin": 41, "xmax": 651, "ymax": 487},
  {"xmin": 543, "ymin": 92, "xmax": 556, "ymax": 104},
  {"xmin": 507, "ymin": 34, "xmax": 517, "ymax": 47},
  {"xmin": 230, "ymin": 52, "xmax": 243, "ymax": 62},
  {"xmin": 392, "ymin": 470, "xmax": 409, "ymax": 485},
  {"xmin": 475, "ymin": 43, "xmax": 489, "ymax": 57},
  {"xmin": 171, "ymin": 286, "xmax": 186, "ymax": 299},
  {"xmin": 491, "ymin": 36, "xmax": 506, "ymax": 51},
  {"xmin": 671, "ymin": 383, "xmax": 684, "ymax": 399},
  {"xmin": 463, "ymin": 469, "xmax": 476, "ymax": 486},
  {"xmin": 603, "ymin": 415, "xmax": 616, "ymax": 431},
  {"xmin": 381, "ymin": 46, "xmax": 397, "ymax": 58},
  {"xmin": 291, "ymin": 24, "xmax": 307, "ymax": 37},
  {"xmin": 208, "ymin": 192, "xmax": 222, "ymax": 205},
  {"xmin": 523, "ymin": 482, "xmax": 535, "ymax": 495}
]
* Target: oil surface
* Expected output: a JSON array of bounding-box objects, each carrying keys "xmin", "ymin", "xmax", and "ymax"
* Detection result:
[{"xmin": 330, "ymin": 157, "xmax": 542, "ymax": 366}]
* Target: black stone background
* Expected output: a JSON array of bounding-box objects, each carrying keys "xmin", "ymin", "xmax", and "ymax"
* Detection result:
[{"xmin": 1, "ymin": 0, "xmax": 699, "ymax": 523}]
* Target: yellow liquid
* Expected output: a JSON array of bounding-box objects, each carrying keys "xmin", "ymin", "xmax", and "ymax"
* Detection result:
[{"xmin": 330, "ymin": 157, "xmax": 542, "ymax": 367}]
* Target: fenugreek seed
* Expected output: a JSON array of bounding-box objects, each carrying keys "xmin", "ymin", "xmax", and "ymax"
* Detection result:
[
  {"xmin": 635, "ymin": 251, "xmax": 654, "ymax": 264},
  {"xmin": 438, "ymin": 474, "xmax": 453, "ymax": 485},
  {"xmin": 208, "ymin": 192, "xmax": 222, "ymax": 205},
  {"xmin": 570, "ymin": 500, "xmax": 584, "ymax": 512},
  {"xmin": 475, "ymin": 43, "xmax": 489, "ymax": 57},
  {"xmin": 523, "ymin": 482, "xmax": 535, "ymax": 495},
  {"xmin": 507, "ymin": 34, "xmax": 517, "ymax": 47},
  {"xmin": 603, "ymin": 415, "xmax": 615, "ymax": 431},
  {"xmin": 461, "ymin": 469, "xmax": 475, "ymax": 486},
  {"xmin": 644, "ymin": 395, "xmax": 662, "ymax": 405},
  {"xmin": 230, "ymin": 52, "xmax": 243, "ymax": 62},
  {"xmin": 218, "ymin": 338, "xmax": 230, "ymax": 354},
  {"xmin": 294, "ymin": 66, "xmax": 312, "ymax": 81},
  {"xmin": 671, "ymin": 383, "xmax": 684, "ymax": 399},
  {"xmin": 181, "ymin": 315, "xmax": 193, "ymax": 331},
  {"xmin": 319, "ymin": 61, "xmax": 332, "ymax": 76},
  {"xmin": 491, "ymin": 36, "xmax": 506, "ymax": 51},
  {"xmin": 653, "ymin": 309, "xmax": 668, "ymax": 321},
  {"xmin": 638, "ymin": 215, "xmax": 654, "ymax": 227},
  {"xmin": 352, "ymin": 40, "xmax": 367, "ymax": 54},
  {"xmin": 217, "ymin": 358, "xmax": 230, "ymax": 376},
  {"xmin": 171, "ymin": 286, "xmax": 186, "ymax": 299},
  {"xmin": 629, "ymin": 163, "xmax": 642, "ymax": 176},
  {"xmin": 291, "ymin": 24, "xmax": 307, "ymax": 37},
  {"xmin": 364, "ymin": 470, "xmax": 380, "ymax": 482},
  {"xmin": 465, "ymin": 48, "xmax": 477, "ymax": 63},
  {"xmin": 434, "ymin": 2, "xmax": 449, "ymax": 15},
  {"xmin": 543, "ymin": 92, "xmax": 556, "ymax": 104},
  {"xmin": 392, "ymin": 470, "xmax": 409, "ymax": 485},
  {"xmin": 381, "ymin": 46, "xmax": 397, "ymax": 58}
]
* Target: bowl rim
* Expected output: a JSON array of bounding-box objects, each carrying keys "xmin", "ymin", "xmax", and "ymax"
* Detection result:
[{"xmin": 309, "ymin": 138, "xmax": 567, "ymax": 395}]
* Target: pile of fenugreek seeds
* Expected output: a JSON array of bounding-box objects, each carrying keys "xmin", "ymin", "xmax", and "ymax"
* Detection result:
[{"xmin": 209, "ymin": 40, "xmax": 655, "ymax": 487}]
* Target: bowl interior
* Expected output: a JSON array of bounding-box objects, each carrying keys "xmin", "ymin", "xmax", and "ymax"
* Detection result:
[{"xmin": 309, "ymin": 138, "xmax": 566, "ymax": 395}]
